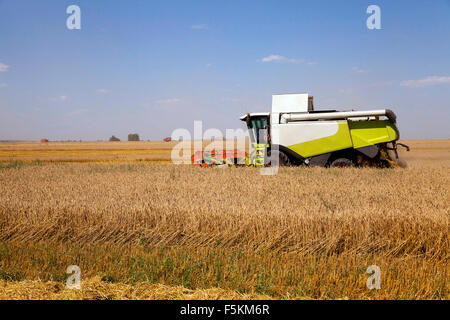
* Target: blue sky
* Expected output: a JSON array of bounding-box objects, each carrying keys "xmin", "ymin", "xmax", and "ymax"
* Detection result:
[{"xmin": 0, "ymin": 0, "xmax": 449, "ymax": 140}]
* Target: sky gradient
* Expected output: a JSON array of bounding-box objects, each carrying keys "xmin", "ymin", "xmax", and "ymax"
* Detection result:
[{"xmin": 0, "ymin": 0, "xmax": 449, "ymax": 140}]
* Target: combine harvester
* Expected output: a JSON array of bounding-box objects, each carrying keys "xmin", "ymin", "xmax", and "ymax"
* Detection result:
[{"xmin": 192, "ymin": 93, "xmax": 409, "ymax": 167}]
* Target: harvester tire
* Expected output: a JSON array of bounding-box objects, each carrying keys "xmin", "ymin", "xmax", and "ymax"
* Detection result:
[
  {"xmin": 330, "ymin": 158, "xmax": 355, "ymax": 168},
  {"xmin": 270, "ymin": 150, "xmax": 291, "ymax": 166},
  {"xmin": 279, "ymin": 150, "xmax": 292, "ymax": 166}
]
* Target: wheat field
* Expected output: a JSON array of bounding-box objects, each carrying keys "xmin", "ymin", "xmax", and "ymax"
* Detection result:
[
  {"xmin": 0, "ymin": 140, "xmax": 246, "ymax": 163},
  {"xmin": 0, "ymin": 140, "xmax": 448, "ymax": 299}
]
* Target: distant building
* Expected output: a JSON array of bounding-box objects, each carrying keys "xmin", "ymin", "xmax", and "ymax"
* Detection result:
[{"xmin": 40, "ymin": 138, "xmax": 49, "ymax": 143}]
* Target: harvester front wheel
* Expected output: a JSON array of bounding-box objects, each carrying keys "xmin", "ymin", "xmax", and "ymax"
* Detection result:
[
  {"xmin": 279, "ymin": 150, "xmax": 291, "ymax": 166},
  {"xmin": 269, "ymin": 150, "xmax": 291, "ymax": 166}
]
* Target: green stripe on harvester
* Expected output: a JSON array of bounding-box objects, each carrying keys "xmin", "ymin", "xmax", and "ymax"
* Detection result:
[
  {"xmin": 287, "ymin": 122, "xmax": 353, "ymax": 158},
  {"xmin": 286, "ymin": 120, "xmax": 398, "ymax": 158}
]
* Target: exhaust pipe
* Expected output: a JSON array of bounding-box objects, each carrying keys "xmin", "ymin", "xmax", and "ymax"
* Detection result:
[{"xmin": 280, "ymin": 109, "xmax": 396, "ymax": 123}]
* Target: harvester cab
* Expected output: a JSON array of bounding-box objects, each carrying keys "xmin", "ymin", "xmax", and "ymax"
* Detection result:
[
  {"xmin": 241, "ymin": 93, "xmax": 409, "ymax": 167},
  {"xmin": 244, "ymin": 113, "xmax": 270, "ymax": 166}
]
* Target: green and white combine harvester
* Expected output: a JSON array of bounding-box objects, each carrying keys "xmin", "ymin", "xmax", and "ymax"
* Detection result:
[{"xmin": 240, "ymin": 93, "xmax": 409, "ymax": 167}]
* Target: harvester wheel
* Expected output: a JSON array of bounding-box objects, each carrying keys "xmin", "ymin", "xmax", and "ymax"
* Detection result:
[
  {"xmin": 279, "ymin": 151, "xmax": 291, "ymax": 166},
  {"xmin": 270, "ymin": 150, "xmax": 291, "ymax": 166},
  {"xmin": 330, "ymin": 158, "xmax": 355, "ymax": 168}
]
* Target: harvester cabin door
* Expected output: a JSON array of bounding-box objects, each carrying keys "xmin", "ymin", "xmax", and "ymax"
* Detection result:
[
  {"xmin": 246, "ymin": 116, "xmax": 269, "ymax": 167},
  {"xmin": 247, "ymin": 116, "xmax": 269, "ymax": 144}
]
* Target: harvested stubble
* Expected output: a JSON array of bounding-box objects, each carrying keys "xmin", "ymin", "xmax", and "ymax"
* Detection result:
[
  {"xmin": 0, "ymin": 277, "xmax": 272, "ymax": 300},
  {"xmin": 0, "ymin": 163, "xmax": 448, "ymax": 299}
]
